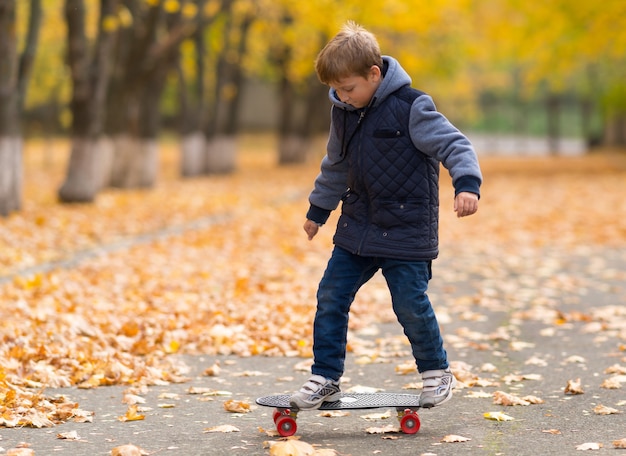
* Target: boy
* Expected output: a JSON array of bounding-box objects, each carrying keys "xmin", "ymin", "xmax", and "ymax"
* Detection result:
[{"xmin": 290, "ymin": 22, "xmax": 482, "ymax": 410}]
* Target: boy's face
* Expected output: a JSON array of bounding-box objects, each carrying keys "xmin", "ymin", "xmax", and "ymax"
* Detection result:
[{"xmin": 330, "ymin": 65, "xmax": 382, "ymax": 109}]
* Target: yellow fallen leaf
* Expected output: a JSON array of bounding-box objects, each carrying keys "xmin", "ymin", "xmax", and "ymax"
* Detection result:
[
  {"xmin": 613, "ymin": 438, "xmax": 626, "ymax": 449},
  {"xmin": 110, "ymin": 444, "xmax": 148, "ymax": 456},
  {"xmin": 564, "ymin": 355, "xmax": 586, "ymax": 364},
  {"xmin": 25, "ymin": 409, "xmax": 56, "ymax": 428},
  {"xmin": 576, "ymin": 442, "xmax": 603, "ymax": 450},
  {"xmin": 158, "ymin": 392, "xmax": 180, "ymax": 400},
  {"xmin": 593, "ymin": 404, "xmax": 622, "ymax": 415},
  {"xmin": 123, "ymin": 394, "xmax": 146, "ymax": 405},
  {"xmin": 365, "ymin": 424, "xmax": 399, "ymax": 434},
  {"xmin": 564, "ymin": 378, "xmax": 584, "ymax": 395},
  {"xmin": 441, "ymin": 434, "xmax": 471, "ymax": 442},
  {"xmin": 493, "ymin": 391, "xmax": 530, "ymax": 406},
  {"xmin": 395, "ymin": 361, "xmax": 417, "ymax": 375},
  {"xmin": 600, "ymin": 377, "xmax": 623, "ymax": 389},
  {"xmin": 118, "ymin": 405, "xmax": 145, "ymax": 422},
  {"xmin": 56, "ymin": 430, "xmax": 81, "ymax": 440},
  {"xmin": 510, "ymin": 341, "xmax": 535, "ymax": 351},
  {"xmin": 361, "ymin": 410, "xmax": 392, "ymax": 421},
  {"xmin": 267, "ymin": 439, "xmax": 316, "ymax": 456},
  {"xmin": 187, "ymin": 387, "xmax": 231, "ymax": 396},
  {"xmin": 223, "ymin": 399, "xmax": 251, "ymax": 413},
  {"xmin": 484, "ymin": 411, "xmax": 514, "ymax": 421},
  {"xmin": 318, "ymin": 410, "xmax": 350, "ymax": 417},
  {"xmin": 165, "ymin": 339, "xmax": 180, "ymax": 353},
  {"xmin": 6, "ymin": 449, "xmax": 35, "ymax": 456},
  {"xmin": 203, "ymin": 363, "xmax": 221, "ymax": 376},
  {"xmin": 604, "ymin": 364, "xmax": 626, "ymax": 375},
  {"xmin": 524, "ymin": 356, "xmax": 547, "ymax": 367},
  {"xmin": 542, "ymin": 429, "xmax": 562, "ymax": 435},
  {"xmin": 502, "ymin": 373, "xmax": 543, "ymax": 384},
  {"xmin": 203, "ymin": 424, "xmax": 240, "ymax": 433},
  {"xmin": 522, "ymin": 395, "xmax": 544, "ymax": 404},
  {"xmin": 232, "ymin": 370, "xmax": 266, "ymax": 377}
]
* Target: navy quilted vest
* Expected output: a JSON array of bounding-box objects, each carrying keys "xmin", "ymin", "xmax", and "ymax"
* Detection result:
[{"xmin": 332, "ymin": 86, "xmax": 440, "ymax": 261}]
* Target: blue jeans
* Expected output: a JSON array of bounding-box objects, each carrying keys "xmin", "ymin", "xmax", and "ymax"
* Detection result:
[{"xmin": 312, "ymin": 246, "xmax": 448, "ymax": 381}]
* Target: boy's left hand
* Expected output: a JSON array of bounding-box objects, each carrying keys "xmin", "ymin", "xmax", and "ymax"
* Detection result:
[{"xmin": 454, "ymin": 192, "xmax": 479, "ymax": 217}]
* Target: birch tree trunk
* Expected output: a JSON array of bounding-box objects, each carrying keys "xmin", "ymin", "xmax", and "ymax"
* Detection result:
[
  {"xmin": 0, "ymin": 138, "xmax": 23, "ymax": 216},
  {"xmin": 0, "ymin": 0, "xmax": 41, "ymax": 216},
  {"xmin": 59, "ymin": 0, "xmax": 119, "ymax": 202},
  {"xmin": 104, "ymin": 0, "xmax": 203, "ymax": 188},
  {"xmin": 109, "ymin": 135, "xmax": 158, "ymax": 188},
  {"xmin": 179, "ymin": 15, "xmax": 207, "ymax": 177},
  {"xmin": 181, "ymin": 132, "xmax": 206, "ymax": 176},
  {"xmin": 205, "ymin": 1, "xmax": 252, "ymax": 174}
]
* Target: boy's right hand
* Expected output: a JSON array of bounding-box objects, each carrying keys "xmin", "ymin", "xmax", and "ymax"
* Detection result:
[{"xmin": 303, "ymin": 219, "xmax": 320, "ymax": 240}]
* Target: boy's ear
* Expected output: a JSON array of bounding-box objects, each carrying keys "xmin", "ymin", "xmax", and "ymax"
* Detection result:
[{"xmin": 369, "ymin": 65, "xmax": 382, "ymax": 81}]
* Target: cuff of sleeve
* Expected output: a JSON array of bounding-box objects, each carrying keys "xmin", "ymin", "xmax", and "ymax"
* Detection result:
[
  {"xmin": 306, "ymin": 204, "xmax": 332, "ymax": 225},
  {"xmin": 454, "ymin": 176, "xmax": 481, "ymax": 199}
]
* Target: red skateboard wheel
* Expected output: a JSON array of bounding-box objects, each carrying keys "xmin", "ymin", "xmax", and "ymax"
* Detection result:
[
  {"xmin": 399, "ymin": 412, "xmax": 421, "ymax": 434},
  {"xmin": 276, "ymin": 415, "xmax": 297, "ymax": 437}
]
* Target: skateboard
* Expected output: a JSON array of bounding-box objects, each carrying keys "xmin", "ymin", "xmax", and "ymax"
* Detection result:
[{"xmin": 256, "ymin": 392, "xmax": 422, "ymax": 436}]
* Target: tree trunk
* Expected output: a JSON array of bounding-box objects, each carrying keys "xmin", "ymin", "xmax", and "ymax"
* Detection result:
[
  {"xmin": 59, "ymin": 0, "xmax": 119, "ymax": 202},
  {"xmin": 206, "ymin": 135, "xmax": 236, "ymax": 174},
  {"xmin": 546, "ymin": 93, "xmax": 560, "ymax": 155},
  {"xmin": 277, "ymin": 78, "xmax": 328, "ymax": 166},
  {"xmin": 279, "ymin": 134, "xmax": 312, "ymax": 165},
  {"xmin": 104, "ymin": 1, "xmax": 200, "ymax": 188},
  {"xmin": 604, "ymin": 114, "xmax": 626, "ymax": 147},
  {"xmin": 0, "ymin": 0, "xmax": 19, "ymax": 216},
  {"xmin": 0, "ymin": 0, "xmax": 41, "ymax": 216},
  {"xmin": 205, "ymin": 3, "xmax": 253, "ymax": 174},
  {"xmin": 109, "ymin": 135, "xmax": 158, "ymax": 188},
  {"xmin": 276, "ymin": 30, "xmax": 327, "ymax": 165},
  {"xmin": 58, "ymin": 137, "xmax": 113, "ymax": 201},
  {"xmin": 276, "ymin": 50, "xmax": 300, "ymax": 165},
  {"xmin": 177, "ymin": 24, "xmax": 207, "ymax": 177},
  {"xmin": 181, "ymin": 132, "xmax": 206, "ymax": 176},
  {"xmin": 0, "ymin": 138, "xmax": 22, "ymax": 216}
]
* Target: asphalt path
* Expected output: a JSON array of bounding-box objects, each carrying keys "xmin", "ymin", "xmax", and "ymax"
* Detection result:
[{"xmin": 1, "ymin": 246, "xmax": 624, "ymax": 455}]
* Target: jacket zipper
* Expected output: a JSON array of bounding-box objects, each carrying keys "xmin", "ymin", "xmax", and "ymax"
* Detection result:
[{"xmin": 354, "ymin": 109, "xmax": 368, "ymax": 256}]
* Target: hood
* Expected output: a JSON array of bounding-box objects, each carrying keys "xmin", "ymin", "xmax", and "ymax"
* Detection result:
[{"xmin": 327, "ymin": 56, "xmax": 412, "ymax": 111}]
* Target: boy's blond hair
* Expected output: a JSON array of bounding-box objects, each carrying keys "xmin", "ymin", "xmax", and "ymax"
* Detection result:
[{"xmin": 315, "ymin": 21, "xmax": 383, "ymax": 85}]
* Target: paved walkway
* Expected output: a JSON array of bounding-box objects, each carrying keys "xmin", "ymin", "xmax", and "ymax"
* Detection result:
[{"xmin": 1, "ymin": 246, "xmax": 624, "ymax": 455}]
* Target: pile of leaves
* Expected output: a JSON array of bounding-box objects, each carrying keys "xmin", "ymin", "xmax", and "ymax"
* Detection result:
[{"xmin": 0, "ymin": 137, "xmax": 625, "ymax": 430}]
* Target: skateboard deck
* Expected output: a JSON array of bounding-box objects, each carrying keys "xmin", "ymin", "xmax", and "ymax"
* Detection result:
[{"xmin": 256, "ymin": 392, "xmax": 422, "ymax": 436}]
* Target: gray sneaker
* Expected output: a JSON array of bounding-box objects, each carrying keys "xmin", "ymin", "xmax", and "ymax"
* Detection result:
[
  {"xmin": 420, "ymin": 368, "xmax": 456, "ymax": 408},
  {"xmin": 289, "ymin": 375, "xmax": 341, "ymax": 410}
]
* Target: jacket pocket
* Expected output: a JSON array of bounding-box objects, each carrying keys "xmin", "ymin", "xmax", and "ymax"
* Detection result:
[
  {"xmin": 373, "ymin": 198, "xmax": 426, "ymax": 230},
  {"xmin": 373, "ymin": 128, "xmax": 404, "ymax": 138}
]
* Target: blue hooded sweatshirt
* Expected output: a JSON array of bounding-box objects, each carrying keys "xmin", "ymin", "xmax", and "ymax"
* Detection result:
[{"xmin": 307, "ymin": 56, "xmax": 482, "ymax": 261}]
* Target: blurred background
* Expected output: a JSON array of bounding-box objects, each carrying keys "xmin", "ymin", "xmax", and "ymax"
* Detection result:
[{"xmin": 1, "ymin": 0, "xmax": 625, "ymax": 214}]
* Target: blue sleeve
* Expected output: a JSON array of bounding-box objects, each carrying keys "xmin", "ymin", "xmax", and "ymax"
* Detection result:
[{"xmin": 409, "ymin": 95, "xmax": 482, "ymax": 197}]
